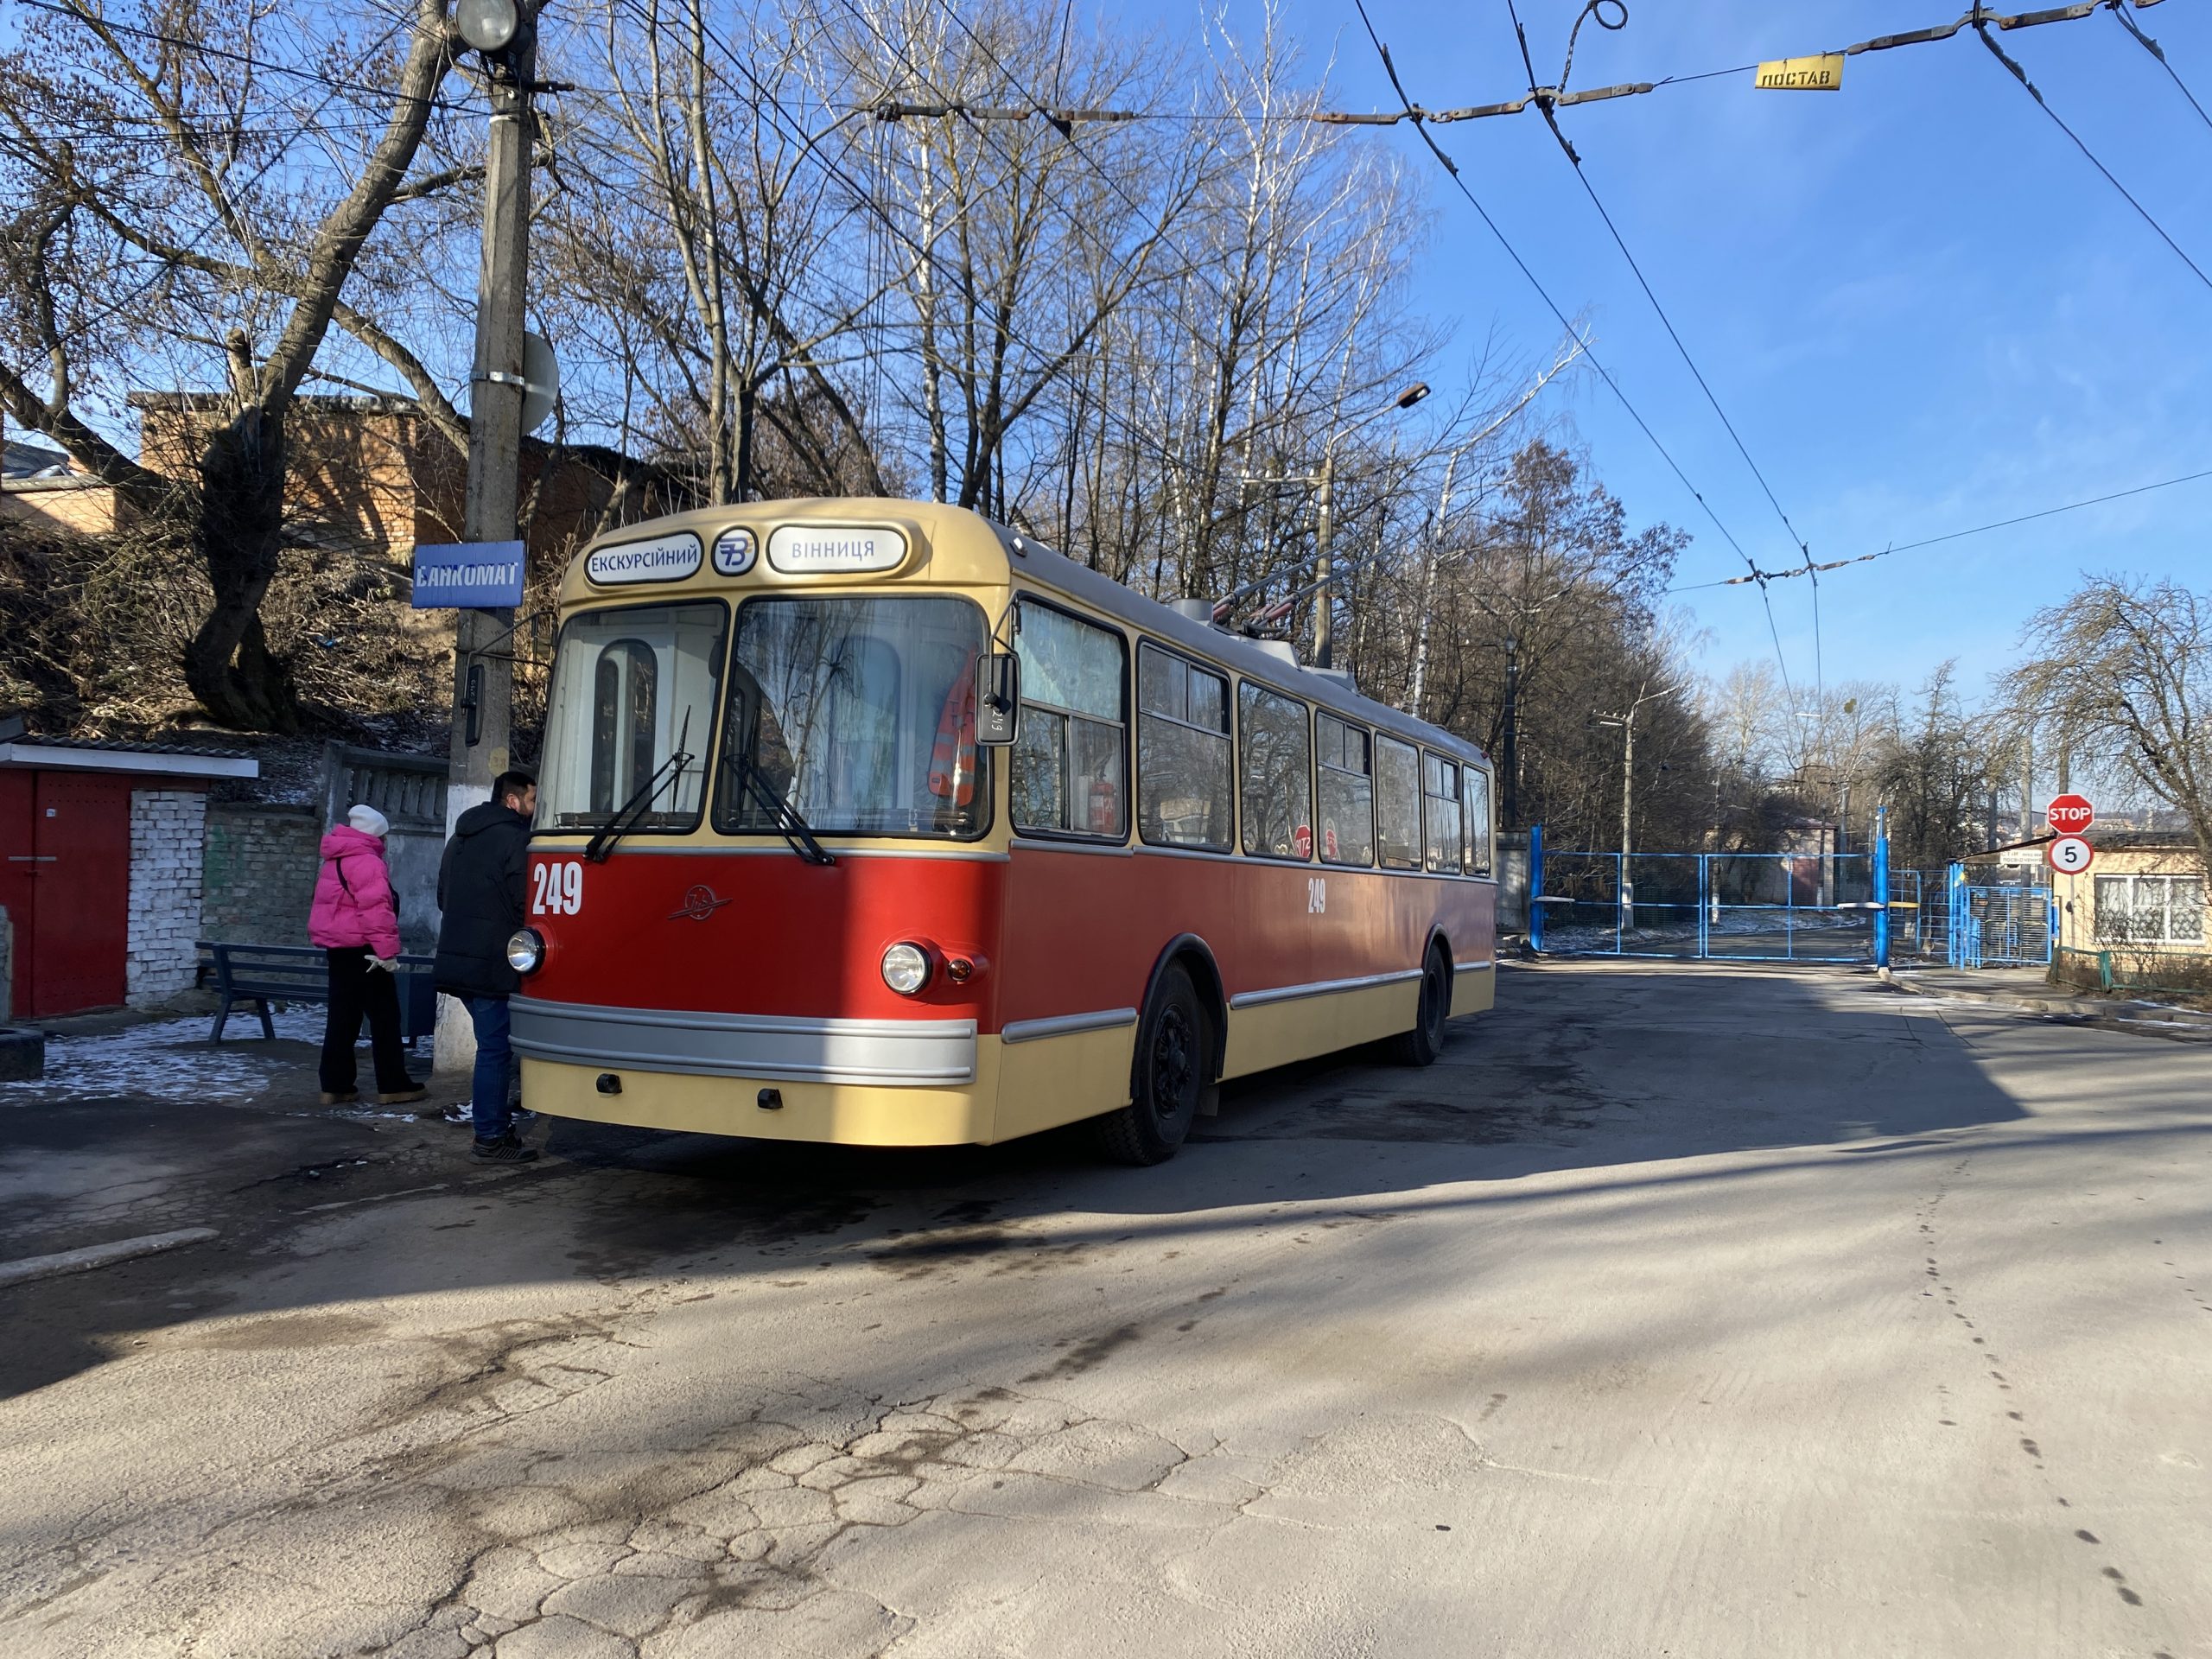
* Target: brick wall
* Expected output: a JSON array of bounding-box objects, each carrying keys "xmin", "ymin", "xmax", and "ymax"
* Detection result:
[
  {"xmin": 126, "ymin": 789, "xmax": 207, "ymax": 1007},
  {"xmin": 202, "ymin": 804, "xmax": 321, "ymax": 948}
]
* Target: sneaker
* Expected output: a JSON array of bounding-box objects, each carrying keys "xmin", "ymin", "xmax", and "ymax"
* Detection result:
[
  {"xmin": 439, "ymin": 1104, "xmax": 472, "ymax": 1126},
  {"xmin": 510, "ymin": 1106, "xmax": 538, "ymax": 1126},
  {"xmin": 378, "ymin": 1087, "xmax": 429, "ymax": 1106},
  {"xmin": 318, "ymin": 1090, "xmax": 358, "ymax": 1107},
  {"xmin": 471, "ymin": 1135, "xmax": 540, "ymax": 1164}
]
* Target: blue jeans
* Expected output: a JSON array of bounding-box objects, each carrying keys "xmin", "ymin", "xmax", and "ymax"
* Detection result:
[{"xmin": 466, "ymin": 995, "xmax": 517, "ymax": 1141}]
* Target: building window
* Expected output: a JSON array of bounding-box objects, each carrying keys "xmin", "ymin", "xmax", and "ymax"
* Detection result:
[
  {"xmin": 1463, "ymin": 766, "xmax": 1493, "ymax": 876},
  {"xmin": 1423, "ymin": 752, "xmax": 1462, "ymax": 874},
  {"xmin": 1316, "ymin": 714, "xmax": 1374, "ymax": 868},
  {"xmin": 1375, "ymin": 734, "xmax": 1421, "ymax": 871},
  {"xmin": 1137, "ymin": 644, "xmax": 1232, "ymax": 850},
  {"xmin": 1238, "ymin": 683, "xmax": 1313, "ymax": 859},
  {"xmin": 2094, "ymin": 874, "xmax": 2207, "ymax": 945},
  {"xmin": 1011, "ymin": 601, "xmax": 1128, "ymax": 838}
]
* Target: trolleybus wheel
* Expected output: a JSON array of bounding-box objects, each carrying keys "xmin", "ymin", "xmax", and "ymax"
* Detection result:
[
  {"xmin": 1097, "ymin": 963, "xmax": 1207, "ymax": 1166},
  {"xmin": 1390, "ymin": 944, "xmax": 1450, "ymax": 1067}
]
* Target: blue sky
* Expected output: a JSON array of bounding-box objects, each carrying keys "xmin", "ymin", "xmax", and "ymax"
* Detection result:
[{"xmin": 1128, "ymin": 0, "xmax": 2212, "ymax": 704}]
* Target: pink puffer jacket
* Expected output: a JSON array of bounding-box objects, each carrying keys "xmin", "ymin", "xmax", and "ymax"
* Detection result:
[{"xmin": 308, "ymin": 826, "xmax": 403, "ymax": 959}]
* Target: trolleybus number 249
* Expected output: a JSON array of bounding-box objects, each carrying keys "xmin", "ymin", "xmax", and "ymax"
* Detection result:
[{"xmin": 501, "ymin": 500, "xmax": 1499, "ymax": 1166}]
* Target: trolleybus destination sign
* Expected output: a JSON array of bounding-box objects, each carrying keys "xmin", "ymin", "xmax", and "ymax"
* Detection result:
[{"xmin": 584, "ymin": 531, "xmax": 703, "ymax": 586}]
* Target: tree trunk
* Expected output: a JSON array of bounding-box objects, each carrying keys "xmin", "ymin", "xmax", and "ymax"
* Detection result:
[{"xmin": 182, "ymin": 410, "xmax": 298, "ymax": 732}]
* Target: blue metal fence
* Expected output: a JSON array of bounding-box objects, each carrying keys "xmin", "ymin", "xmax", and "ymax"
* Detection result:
[
  {"xmin": 1529, "ymin": 835, "xmax": 1886, "ymax": 963},
  {"xmin": 1526, "ymin": 824, "xmax": 2053, "ymax": 969}
]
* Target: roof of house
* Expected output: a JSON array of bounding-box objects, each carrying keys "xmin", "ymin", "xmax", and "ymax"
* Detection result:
[
  {"xmin": 0, "ymin": 734, "xmax": 258, "ymax": 779},
  {"xmin": 3, "ymin": 437, "xmax": 72, "ymax": 480}
]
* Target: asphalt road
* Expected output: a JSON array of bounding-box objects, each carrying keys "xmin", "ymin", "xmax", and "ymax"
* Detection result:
[{"xmin": 1, "ymin": 963, "xmax": 2207, "ymax": 1658}]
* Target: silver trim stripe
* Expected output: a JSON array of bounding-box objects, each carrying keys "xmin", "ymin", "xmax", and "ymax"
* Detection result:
[
  {"xmin": 1455, "ymin": 960, "xmax": 1497, "ymax": 973},
  {"xmin": 1229, "ymin": 968, "xmax": 1423, "ymax": 1010},
  {"xmin": 512, "ymin": 996, "xmax": 976, "ymax": 1086},
  {"xmin": 999, "ymin": 1007, "xmax": 1138, "ymax": 1045}
]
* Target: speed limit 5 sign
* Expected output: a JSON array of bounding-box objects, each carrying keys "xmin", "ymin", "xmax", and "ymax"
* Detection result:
[{"xmin": 2046, "ymin": 835, "xmax": 2094, "ymax": 874}]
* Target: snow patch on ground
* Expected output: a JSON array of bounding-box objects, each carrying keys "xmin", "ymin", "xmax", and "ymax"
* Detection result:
[{"xmin": 0, "ymin": 1008, "xmax": 329, "ymax": 1105}]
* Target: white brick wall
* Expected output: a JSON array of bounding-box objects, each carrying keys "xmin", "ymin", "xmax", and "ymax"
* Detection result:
[{"xmin": 127, "ymin": 789, "xmax": 207, "ymax": 1008}]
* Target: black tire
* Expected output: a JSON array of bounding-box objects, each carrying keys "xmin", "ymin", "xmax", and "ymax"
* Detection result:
[
  {"xmin": 1096, "ymin": 963, "xmax": 1207, "ymax": 1166},
  {"xmin": 1390, "ymin": 944, "xmax": 1450, "ymax": 1067}
]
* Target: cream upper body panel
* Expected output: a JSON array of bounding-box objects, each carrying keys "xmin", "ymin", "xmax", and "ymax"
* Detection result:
[{"xmin": 560, "ymin": 497, "xmax": 1491, "ymax": 774}]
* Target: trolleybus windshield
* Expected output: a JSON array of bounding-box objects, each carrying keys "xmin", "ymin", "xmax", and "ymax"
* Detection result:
[
  {"xmin": 538, "ymin": 601, "xmax": 728, "ymax": 835},
  {"xmin": 714, "ymin": 594, "xmax": 989, "ymax": 841}
]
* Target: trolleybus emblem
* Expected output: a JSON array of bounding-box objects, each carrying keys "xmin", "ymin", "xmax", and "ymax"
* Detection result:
[{"xmin": 670, "ymin": 884, "xmax": 735, "ymax": 922}]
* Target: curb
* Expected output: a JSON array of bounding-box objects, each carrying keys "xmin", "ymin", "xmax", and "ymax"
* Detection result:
[
  {"xmin": 1883, "ymin": 972, "xmax": 2212, "ymax": 1043},
  {"xmin": 0, "ymin": 1227, "xmax": 219, "ymax": 1290}
]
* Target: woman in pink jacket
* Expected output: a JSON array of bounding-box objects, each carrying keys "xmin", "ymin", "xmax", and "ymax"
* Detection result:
[{"xmin": 309, "ymin": 804, "xmax": 425, "ymax": 1106}]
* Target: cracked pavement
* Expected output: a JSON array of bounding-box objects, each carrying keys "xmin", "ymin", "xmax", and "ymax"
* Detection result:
[{"xmin": 2, "ymin": 963, "xmax": 2209, "ymax": 1656}]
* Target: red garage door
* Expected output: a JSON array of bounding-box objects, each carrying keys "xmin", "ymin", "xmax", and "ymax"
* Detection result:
[
  {"xmin": 0, "ymin": 772, "xmax": 33, "ymax": 1020},
  {"xmin": 0, "ymin": 772, "xmax": 132, "ymax": 1017}
]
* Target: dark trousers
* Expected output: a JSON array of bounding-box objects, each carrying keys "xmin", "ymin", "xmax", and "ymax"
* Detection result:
[
  {"xmin": 320, "ymin": 948, "xmax": 413, "ymax": 1096},
  {"xmin": 466, "ymin": 995, "xmax": 516, "ymax": 1141}
]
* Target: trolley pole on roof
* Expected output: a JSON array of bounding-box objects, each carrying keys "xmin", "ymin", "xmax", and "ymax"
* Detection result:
[{"xmin": 439, "ymin": 0, "xmax": 543, "ymax": 1078}]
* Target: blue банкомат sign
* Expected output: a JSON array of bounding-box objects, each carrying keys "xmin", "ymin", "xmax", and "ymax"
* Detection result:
[{"xmin": 411, "ymin": 541, "xmax": 526, "ymax": 608}]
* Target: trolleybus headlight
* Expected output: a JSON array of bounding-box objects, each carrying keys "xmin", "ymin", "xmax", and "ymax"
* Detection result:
[
  {"xmin": 880, "ymin": 941, "xmax": 931, "ymax": 995},
  {"xmin": 506, "ymin": 927, "xmax": 545, "ymax": 975}
]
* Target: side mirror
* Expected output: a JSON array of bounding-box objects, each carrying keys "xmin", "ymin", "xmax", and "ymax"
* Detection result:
[{"xmin": 976, "ymin": 651, "xmax": 1020, "ymax": 746}]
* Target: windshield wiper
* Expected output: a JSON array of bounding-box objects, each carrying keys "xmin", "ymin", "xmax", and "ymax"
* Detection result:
[
  {"xmin": 729, "ymin": 749, "xmax": 836, "ymax": 866},
  {"xmin": 584, "ymin": 710, "xmax": 692, "ymax": 863}
]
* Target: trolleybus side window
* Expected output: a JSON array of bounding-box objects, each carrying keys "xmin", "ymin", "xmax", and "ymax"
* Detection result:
[
  {"xmin": 1464, "ymin": 766, "xmax": 1493, "ymax": 875},
  {"xmin": 1136, "ymin": 644, "xmax": 1232, "ymax": 852},
  {"xmin": 714, "ymin": 594, "xmax": 989, "ymax": 840},
  {"xmin": 540, "ymin": 601, "xmax": 728, "ymax": 834},
  {"xmin": 1424, "ymin": 752, "xmax": 1463, "ymax": 874},
  {"xmin": 1011, "ymin": 600, "xmax": 1128, "ymax": 840},
  {"xmin": 1315, "ymin": 714, "xmax": 1375, "ymax": 868},
  {"xmin": 1375, "ymin": 734, "xmax": 1421, "ymax": 871},
  {"xmin": 1238, "ymin": 683, "xmax": 1313, "ymax": 861}
]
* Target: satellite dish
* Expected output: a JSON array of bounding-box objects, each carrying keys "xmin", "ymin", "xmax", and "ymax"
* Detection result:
[{"xmin": 522, "ymin": 331, "xmax": 559, "ymax": 435}]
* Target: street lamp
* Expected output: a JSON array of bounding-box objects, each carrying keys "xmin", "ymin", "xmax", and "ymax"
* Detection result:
[{"xmin": 456, "ymin": 0, "xmax": 521, "ymax": 54}]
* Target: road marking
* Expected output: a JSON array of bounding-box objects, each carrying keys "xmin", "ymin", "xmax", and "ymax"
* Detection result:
[{"xmin": 0, "ymin": 1227, "xmax": 219, "ymax": 1289}]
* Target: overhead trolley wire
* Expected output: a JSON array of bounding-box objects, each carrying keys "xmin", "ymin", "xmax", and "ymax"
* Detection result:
[
  {"xmin": 864, "ymin": 2, "xmax": 2138, "ymax": 130},
  {"xmin": 1663, "ymin": 467, "xmax": 2212, "ymax": 592},
  {"xmin": 1348, "ymin": 0, "xmax": 1798, "ymax": 707},
  {"xmin": 1503, "ymin": 0, "xmax": 1827, "ymax": 698},
  {"xmin": 2109, "ymin": 0, "xmax": 2212, "ymax": 138},
  {"xmin": 1974, "ymin": 5, "xmax": 2212, "ymax": 295}
]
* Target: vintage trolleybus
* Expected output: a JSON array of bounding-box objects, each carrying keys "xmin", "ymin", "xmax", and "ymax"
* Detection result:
[{"xmin": 508, "ymin": 499, "xmax": 1497, "ymax": 1163}]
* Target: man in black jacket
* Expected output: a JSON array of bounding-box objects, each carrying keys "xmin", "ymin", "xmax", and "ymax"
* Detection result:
[{"xmin": 434, "ymin": 768, "xmax": 538, "ymax": 1162}]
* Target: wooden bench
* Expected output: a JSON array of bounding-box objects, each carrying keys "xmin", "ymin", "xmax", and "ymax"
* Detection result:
[{"xmin": 196, "ymin": 942, "xmax": 437, "ymax": 1046}]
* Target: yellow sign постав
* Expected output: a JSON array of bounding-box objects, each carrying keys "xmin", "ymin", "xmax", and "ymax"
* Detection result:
[{"xmin": 1755, "ymin": 54, "xmax": 1845, "ymax": 91}]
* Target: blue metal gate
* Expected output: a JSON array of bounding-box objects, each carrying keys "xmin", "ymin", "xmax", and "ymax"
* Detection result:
[
  {"xmin": 1529, "ymin": 826, "xmax": 1889, "ymax": 963},
  {"xmin": 1944, "ymin": 862, "xmax": 2055, "ymax": 967}
]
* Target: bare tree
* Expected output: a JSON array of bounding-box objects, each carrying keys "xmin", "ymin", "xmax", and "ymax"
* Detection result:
[
  {"xmin": 2004, "ymin": 575, "xmax": 2212, "ymax": 869},
  {"xmin": 0, "ymin": 0, "xmax": 464, "ymax": 730}
]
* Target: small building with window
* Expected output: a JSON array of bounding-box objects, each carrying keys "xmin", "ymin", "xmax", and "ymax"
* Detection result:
[{"xmin": 2049, "ymin": 829, "xmax": 2209, "ymax": 990}]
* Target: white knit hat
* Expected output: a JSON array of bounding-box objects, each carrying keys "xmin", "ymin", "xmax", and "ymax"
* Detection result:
[{"xmin": 346, "ymin": 804, "xmax": 391, "ymax": 838}]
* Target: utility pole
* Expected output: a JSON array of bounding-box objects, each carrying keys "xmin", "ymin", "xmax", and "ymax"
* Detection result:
[
  {"xmin": 1500, "ymin": 633, "xmax": 1521, "ymax": 828},
  {"xmin": 1312, "ymin": 450, "xmax": 1336, "ymax": 670},
  {"xmin": 439, "ymin": 0, "xmax": 541, "ymax": 1081},
  {"xmin": 447, "ymin": 10, "xmax": 539, "ymax": 823},
  {"xmin": 1619, "ymin": 702, "xmax": 1636, "ymax": 929},
  {"xmin": 1592, "ymin": 677, "xmax": 1680, "ymax": 931}
]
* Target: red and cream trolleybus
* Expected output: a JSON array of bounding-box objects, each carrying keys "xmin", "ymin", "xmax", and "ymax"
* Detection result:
[{"xmin": 507, "ymin": 499, "xmax": 1497, "ymax": 1163}]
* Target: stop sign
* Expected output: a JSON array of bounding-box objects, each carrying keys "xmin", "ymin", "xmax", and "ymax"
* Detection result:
[{"xmin": 2047, "ymin": 792, "xmax": 2094, "ymax": 835}]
